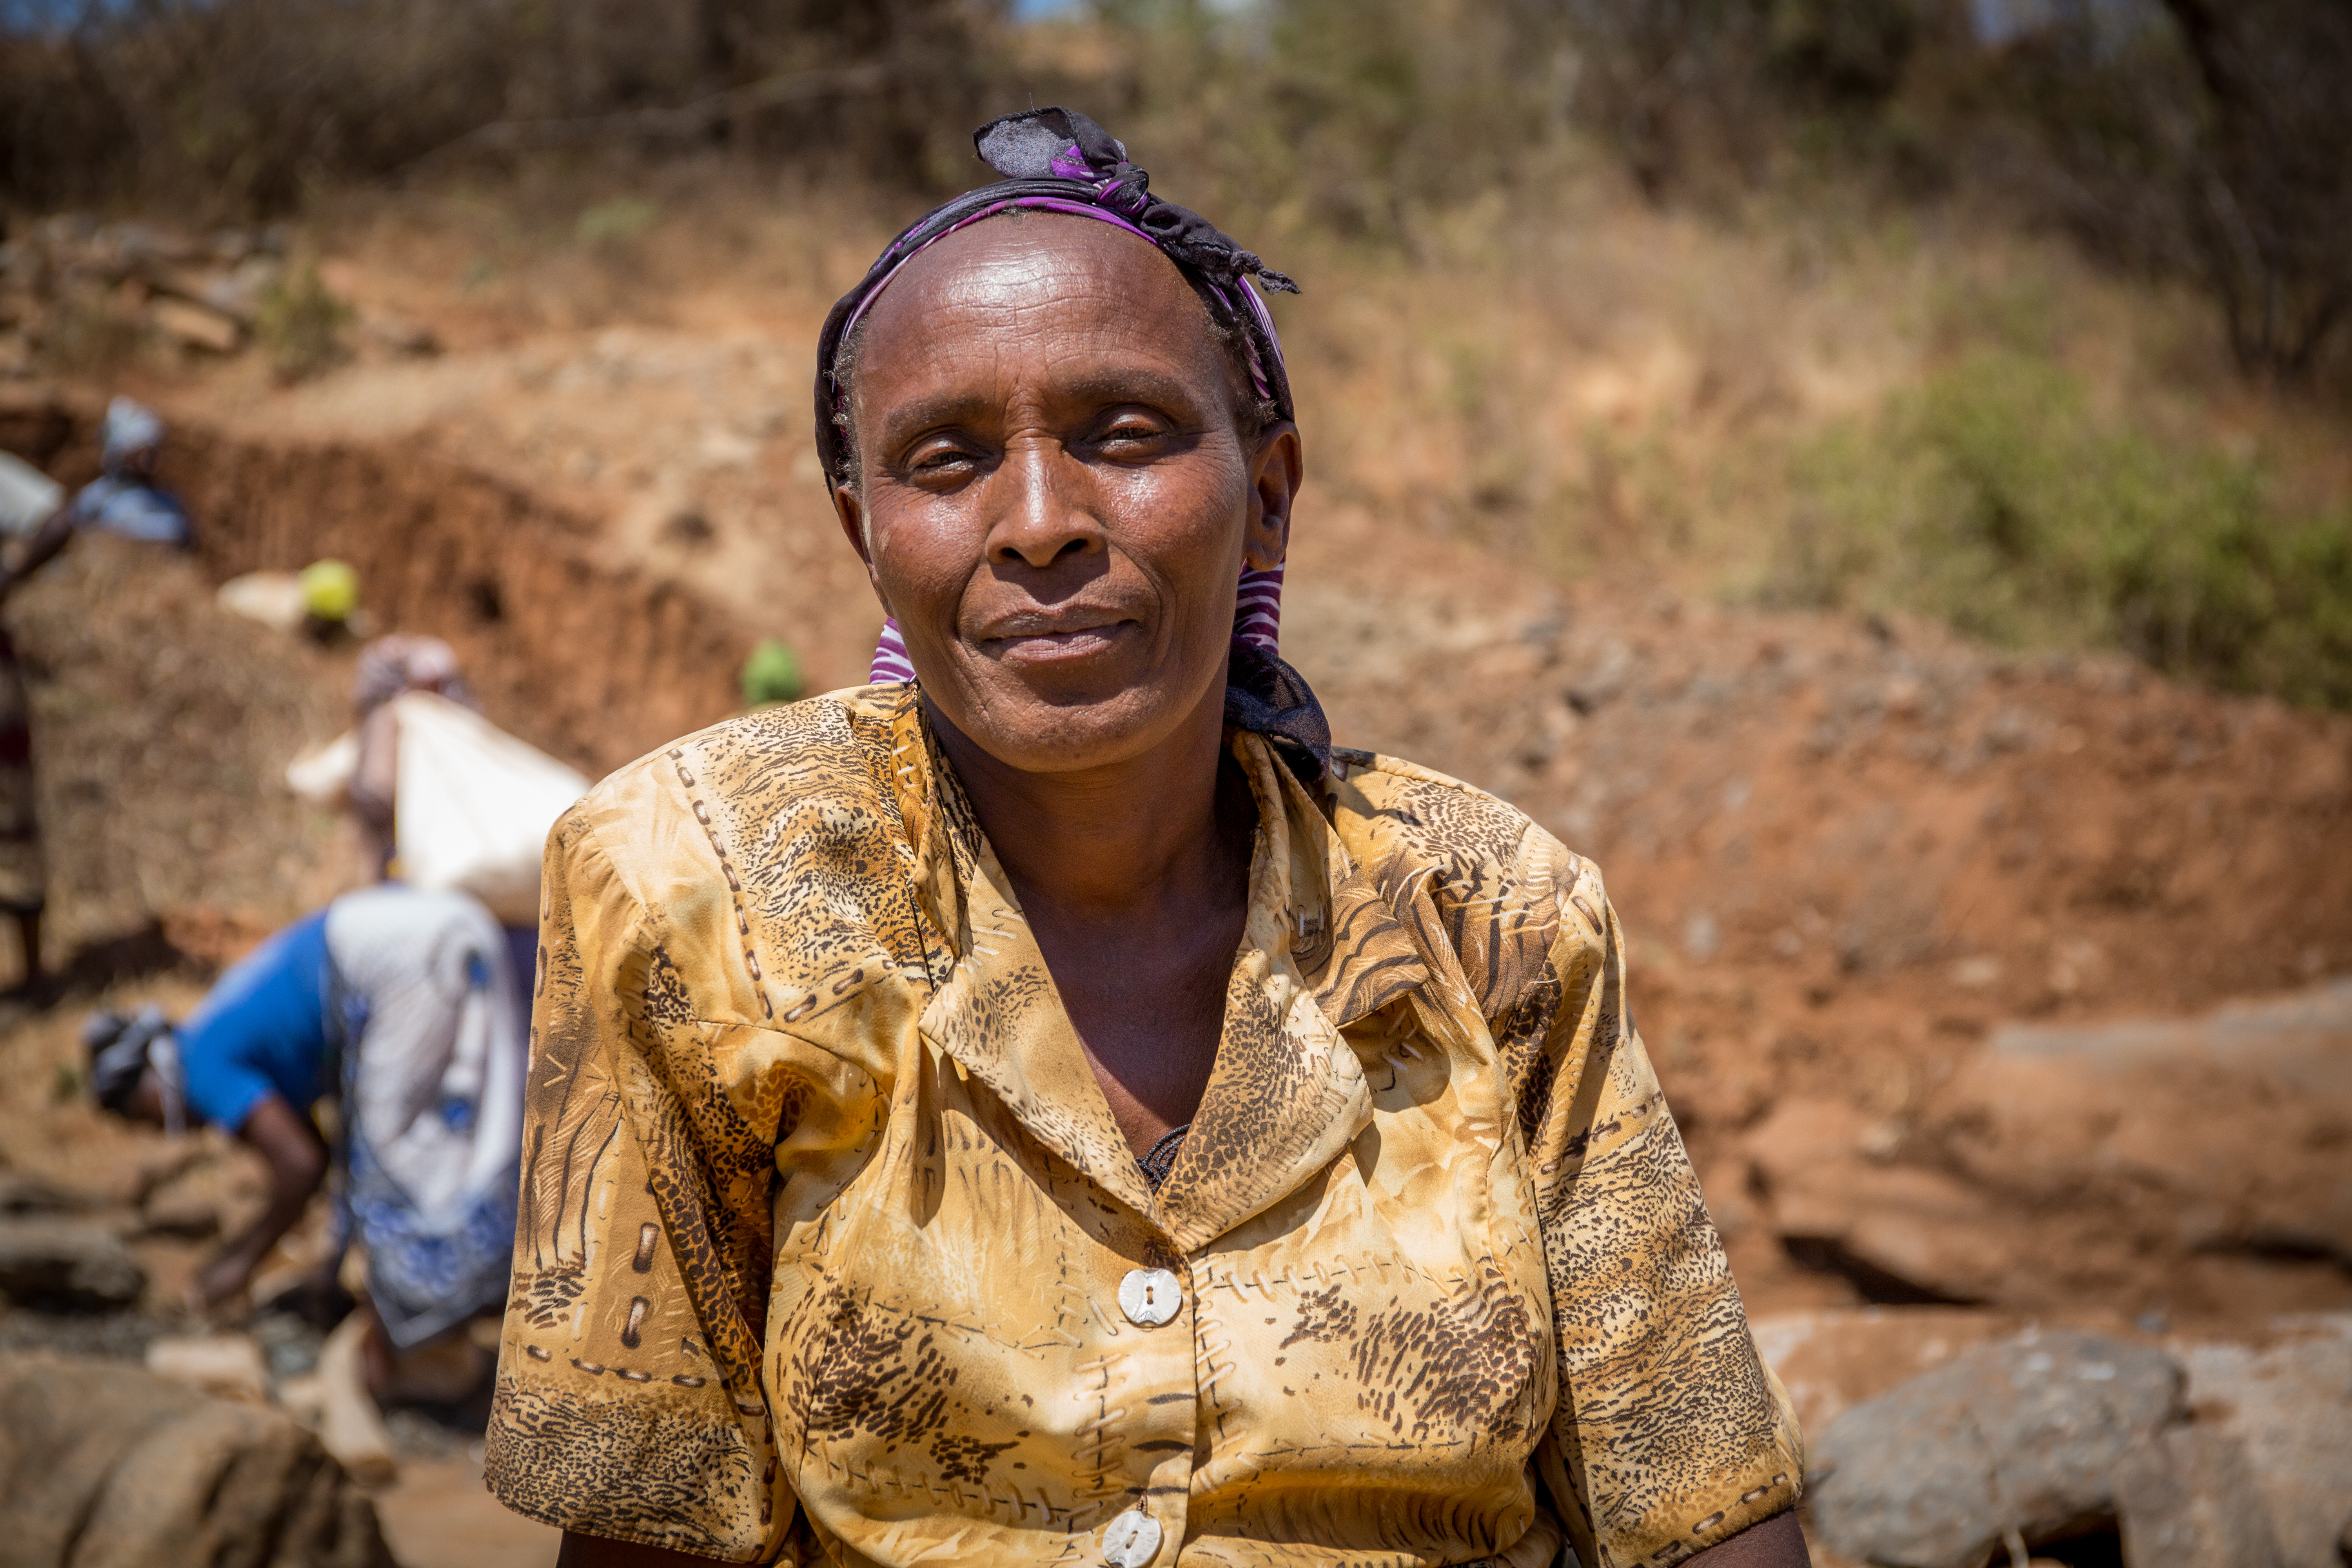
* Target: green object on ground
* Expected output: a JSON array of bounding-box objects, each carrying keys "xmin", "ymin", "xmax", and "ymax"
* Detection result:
[
  {"xmin": 742, "ymin": 639, "xmax": 804, "ymax": 708},
  {"xmin": 300, "ymin": 559, "xmax": 359, "ymax": 623}
]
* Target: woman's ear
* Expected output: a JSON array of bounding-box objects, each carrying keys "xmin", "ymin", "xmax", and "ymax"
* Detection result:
[
  {"xmin": 1243, "ymin": 421, "xmax": 1303, "ymax": 573},
  {"xmin": 832, "ymin": 483, "xmax": 894, "ymax": 617}
]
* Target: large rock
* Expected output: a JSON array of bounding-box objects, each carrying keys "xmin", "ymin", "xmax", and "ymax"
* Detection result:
[
  {"xmin": 1808, "ymin": 1330, "xmax": 2185, "ymax": 1568},
  {"xmin": 0, "ymin": 1173, "xmax": 104, "ymax": 1216},
  {"xmin": 0, "ymin": 1354, "xmax": 392, "ymax": 1568},
  {"xmin": 2168, "ymin": 1316, "xmax": 2352, "ymax": 1568},
  {"xmin": 1755, "ymin": 1309, "xmax": 2350, "ymax": 1568},
  {"xmin": 2116, "ymin": 1425, "xmax": 2283, "ymax": 1568},
  {"xmin": 1744, "ymin": 1100, "xmax": 2013, "ymax": 1304},
  {"xmin": 146, "ymin": 1333, "xmax": 272, "ymax": 1404},
  {"xmin": 1934, "ymin": 980, "xmax": 2352, "ymax": 1269},
  {"xmin": 1990, "ymin": 978, "xmax": 2352, "ymax": 1099},
  {"xmin": 0, "ymin": 1219, "xmax": 146, "ymax": 1310}
]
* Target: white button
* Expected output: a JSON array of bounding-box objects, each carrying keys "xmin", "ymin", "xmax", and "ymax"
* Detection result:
[
  {"xmin": 1119, "ymin": 1267, "xmax": 1182, "ymax": 1327},
  {"xmin": 1101, "ymin": 1509, "xmax": 1163, "ymax": 1567}
]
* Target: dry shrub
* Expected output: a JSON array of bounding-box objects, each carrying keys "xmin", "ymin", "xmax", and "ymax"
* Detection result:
[
  {"xmin": 0, "ymin": 0, "xmax": 1004, "ymax": 220},
  {"xmin": 253, "ymin": 260, "xmax": 352, "ymax": 382},
  {"xmin": 1994, "ymin": 0, "xmax": 2352, "ymax": 382}
]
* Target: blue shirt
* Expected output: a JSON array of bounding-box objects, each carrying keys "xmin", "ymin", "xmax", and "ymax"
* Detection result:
[
  {"xmin": 69, "ymin": 476, "xmax": 192, "ymax": 545},
  {"xmin": 176, "ymin": 902, "xmax": 539, "ymax": 1133},
  {"xmin": 178, "ymin": 910, "xmax": 332, "ymax": 1132}
]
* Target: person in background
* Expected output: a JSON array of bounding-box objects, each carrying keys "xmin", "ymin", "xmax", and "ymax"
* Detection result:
[
  {"xmin": 347, "ymin": 633, "xmax": 473, "ymax": 879},
  {"xmin": 0, "ymin": 397, "xmax": 195, "ymax": 993},
  {"xmin": 339, "ymin": 632, "xmax": 548, "ymax": 994},
  {"xmin": 86, "ymin": 881, "xmax": 527, "ymax": 1389}
]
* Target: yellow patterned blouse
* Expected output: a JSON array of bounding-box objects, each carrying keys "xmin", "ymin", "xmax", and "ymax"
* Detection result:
[{"xmin": 484, "ymin": 684, "xmax": 1801, "ymax": 1568}]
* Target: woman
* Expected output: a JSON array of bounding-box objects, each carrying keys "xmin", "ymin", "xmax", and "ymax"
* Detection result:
[
  {"xmin": 88, "ymin": 881, "xmax": 526, "ymax": 1365},
  {"xmin": 347, "ymin": 633, "xmax": 475, "ymax": 878},
  {"xmin": 0, "ymin": 397, "xmax": 194, "ymax": 991},
  {"xmin": 488, "ymin": 109, "xmax": 1805, "ymax": 1568}
]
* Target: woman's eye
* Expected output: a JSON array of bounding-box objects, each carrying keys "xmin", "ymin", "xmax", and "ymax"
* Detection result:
[
  {"xmin": 1101, "ymin": 420, "xmax": 1163, "ymax": 445},
  {"xmin": 911, "ymin": 445, "xmax": 975, "ymax": 473}
]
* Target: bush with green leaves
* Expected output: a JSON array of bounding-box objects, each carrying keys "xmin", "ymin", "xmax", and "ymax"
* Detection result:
[
  {"xmin": 740, "ymin": 639, "xmax": 804, "ymax": 708},
  {"xmin": 1772, "ymin": 350, "xmax": 2352, "ymax": 707}
]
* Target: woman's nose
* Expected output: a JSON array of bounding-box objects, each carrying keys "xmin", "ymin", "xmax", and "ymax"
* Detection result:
[{"xmin": 987, "ymin": 439, "xmax": 1102, "ymax": 568}]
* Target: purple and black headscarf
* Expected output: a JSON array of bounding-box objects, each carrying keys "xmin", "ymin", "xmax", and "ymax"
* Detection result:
[{"xmin": 815, "ymin": 107, "xmax": 1329, "ymax": 782}]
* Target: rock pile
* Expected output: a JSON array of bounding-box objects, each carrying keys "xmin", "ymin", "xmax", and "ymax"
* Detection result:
[
  {"xmin": 1804, "ymin": 1328, "xmax": 2324, "ymax": 1568},
  {"xmin": 0, "ymin": 216, "xmax": 439, "ymax": 380},
  {"xmin": 0, "ymin": 1354, "xmax": 392, "ymax": 1568},
  {"xmin": 0, "ymin": 217, "xmax": 290, "ymax": 375},
  {"xmin": 0, "ymin": 1218, "xmax": 147, "ymax": 1312}
]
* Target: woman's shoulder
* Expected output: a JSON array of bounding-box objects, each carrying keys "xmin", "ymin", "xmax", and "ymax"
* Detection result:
[
  {"xmin": 1325, "ymin": 745, "xmax": 1609, "ymax": 1013},
  {"xmin": 1327, "ymin": 744, "xmax": 1580, "ymax": 878},
  {"xmin": 558, "ymin": 683, "xmax": 921, "ymax": 919}
]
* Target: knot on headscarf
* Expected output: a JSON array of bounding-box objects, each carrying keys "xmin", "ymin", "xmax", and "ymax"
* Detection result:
[
  {"xmin": 1225, "ymin": 637, "xmax": 1332, "ymax": 786},
  {"xmin": 969, "ymin": 108, "xmax": 1299, "ymax": 296}
]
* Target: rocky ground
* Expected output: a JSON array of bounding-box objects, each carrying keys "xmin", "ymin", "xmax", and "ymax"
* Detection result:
[{"xmin": 0, "ymin": 198, "xmax": 2345, "ymax": 1563}]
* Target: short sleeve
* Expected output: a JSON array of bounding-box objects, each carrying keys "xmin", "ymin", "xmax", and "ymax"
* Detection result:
[
  {"xmin": 177, "ymin": 910, "xmax": 331, "ymax": 1133},
  {"xmin": 483, "ymin": 805, "xmax": 867, "ymax": 1562},
  {"xmin": 1507, "ymin": 846, "xmax": 1804, "ymax": 1568}
]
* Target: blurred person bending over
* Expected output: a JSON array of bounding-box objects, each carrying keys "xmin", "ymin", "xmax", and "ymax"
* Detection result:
[
  {"xmin": 86, "ymin": 881, "xmax": 526, "ymax": 1389},
  {"xmin": 0, "ymin": 398, "xmax": 194, "ymax": 992}
]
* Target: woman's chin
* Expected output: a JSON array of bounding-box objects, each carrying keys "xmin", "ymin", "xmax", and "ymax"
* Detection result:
[{"xmin": 945, "ymin": 662, "xmax": 1209, "ymax": 776}]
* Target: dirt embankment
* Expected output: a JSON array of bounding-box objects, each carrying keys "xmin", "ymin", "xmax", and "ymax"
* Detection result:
[
  {"xmin": 1290, "ymin": 499, "xmax": 2352, "ymax": 1321},
  {"xmin": 4, "ymin": 390, "xmax": 749, "ymax": 781}
]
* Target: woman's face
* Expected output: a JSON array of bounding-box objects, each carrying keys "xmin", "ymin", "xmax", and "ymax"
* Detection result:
[{"xmin": 835, "ymin": 215, "xmax": 1301, "ymax": 776}]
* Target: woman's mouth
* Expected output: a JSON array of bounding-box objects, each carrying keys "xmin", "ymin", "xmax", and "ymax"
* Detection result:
[
  {"xmin": 976, "ymin": 608, "xmax": 1140, "ymax": 662},
  {"xmin": 984, "ymin": 620, "xmax": 1136, "ymax": 661}
]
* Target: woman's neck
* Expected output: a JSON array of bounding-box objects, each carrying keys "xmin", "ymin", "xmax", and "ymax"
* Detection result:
[{"xmin": 923, "ymin": 674, "xmax": 1251, "ymax": 928}]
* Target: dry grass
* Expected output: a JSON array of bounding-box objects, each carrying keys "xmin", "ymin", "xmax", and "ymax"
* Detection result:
[{"xmin": 1219, "ymin": 177, "xmax": 2352, "ymax": 703}]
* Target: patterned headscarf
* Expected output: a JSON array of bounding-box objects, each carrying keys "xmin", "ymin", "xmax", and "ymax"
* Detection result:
[{"xmin": 816, "ymin": 107, "xmax": 1298, "ymax": 689}]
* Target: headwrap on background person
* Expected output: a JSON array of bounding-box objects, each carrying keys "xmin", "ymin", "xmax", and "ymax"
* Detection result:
[
  {"xmin": 99, "ymin": 398, "xmax": 165, "ymax": 477},
  {"xmin": 85, "ymin": 1005, "xmax": 185, "ymax": 1134},
  {"xmin": 63, "ymin": 397, "xmax": 189, "ymax": 546},
  {"xmin": 353, "ymin": 634, "xmax": 473, "ymax": 715},
  {"xmin": 816, "ymin": 106, "xmax": 1328, "ymax": 782}
]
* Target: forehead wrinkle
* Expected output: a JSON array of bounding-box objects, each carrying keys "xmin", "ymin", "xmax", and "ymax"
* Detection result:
[
  {"xmin": 866, "ymin": 276, "xmax": 1190, "ymax": 374},
  {"xmin": 856, "ymin": 215, "xmax": 1216, "ymax": 383}
]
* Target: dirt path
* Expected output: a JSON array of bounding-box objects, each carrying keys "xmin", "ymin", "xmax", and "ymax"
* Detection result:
[{"xmin": 374, "ymin": 1458, "xmax": 559, "ymax": 1568}]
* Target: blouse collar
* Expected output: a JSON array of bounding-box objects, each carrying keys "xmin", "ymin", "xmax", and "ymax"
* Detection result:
[{"xmin": 884, "ymin": 690, "xmax": 1429, "ymax": 1248}]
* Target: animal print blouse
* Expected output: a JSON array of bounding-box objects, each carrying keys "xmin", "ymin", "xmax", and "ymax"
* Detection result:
[{"xmin": 483, "ymin": 683, "xmax": 1802, "ymax": 1568}]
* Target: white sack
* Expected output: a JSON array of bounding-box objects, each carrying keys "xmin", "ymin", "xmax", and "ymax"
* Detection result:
[
  {"xmin": 216, "ymin": 571, "xmax": 310, "ymax": 633},
  {"xmin": 0, "ymin": 452, "xmax": 63, "ymax": 537},
  {"xmin": 285, "ymin": 729, "xmax": 361, "ymax": 804},
  {"xmin": 388, "ymin": 691, "xmax": 588, "ymax": 925},
  {"xmin": 281, "ymin": 693, "xmax": 588, "ymax": 924}
]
